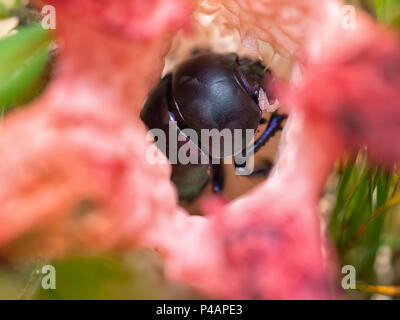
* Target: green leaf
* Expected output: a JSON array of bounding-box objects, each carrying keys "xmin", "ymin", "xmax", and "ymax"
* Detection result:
[
  {"xmin": 391, "ymin": 15, "xmax": 400, "ymax": 28},
  {"xmin": 34, "ymin": 252, "xmax": 203, "ymax": 300},
  {"xmin": 373, "ymin": 0, "xmax": 400, "ymax": 25},
  {"xmin": 0, "ymin": 24, "xmax": 50, "ymax": 112},
  {"xmin": 0, "ymin": 3, "xmax": 7, "ymax": 18}
]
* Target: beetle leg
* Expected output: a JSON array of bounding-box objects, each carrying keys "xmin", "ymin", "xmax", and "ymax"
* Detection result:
[
  {"xmin": 249, "ymin": 112, "xmax": 287, "ymax": 155},
  {"xmin": 212, "ymin": 163, "xmax": 224, "ymax": 194},
  {"xmin": 235, "ymin": 159, "xmax": 273, "ymax": 177},
  {"xmin": 234, "ymin": 113, "xmax": 286, "ymax": 176}
]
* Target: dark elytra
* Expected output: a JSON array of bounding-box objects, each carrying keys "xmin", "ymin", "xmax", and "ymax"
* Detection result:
[
  {"xmin": 171, "ymin": 53, "xmax": 263, "ymax": 158},
  {"xmin": 171, "ymin": 53, "xmax": 262, "ymax": 133}
]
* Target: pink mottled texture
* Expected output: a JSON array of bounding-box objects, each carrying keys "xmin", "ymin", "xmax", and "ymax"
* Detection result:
[
  {"xmin": 42, "ymin": 0, "xmax": 191, "ymax": 40},
  {"xmin": 199, "ymin": 0, "xmax": 344, "ymax": 58},
  {"xmin": 0, "ymin": 0, "xmax": 399, "ymax": 299},
  {"xmin": 157, "ymin": 114, "xmax": 341, "ymax": 299},
  {"xmin": 289, "ymin": 29, "xmax": 400, "ymax": 166},
  {"xmin": 0, "ymin": 0, "xmax": 187, "ymax": 256}
]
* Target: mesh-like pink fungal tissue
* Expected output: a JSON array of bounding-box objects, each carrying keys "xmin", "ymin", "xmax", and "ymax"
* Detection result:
[{"xmin": 0, "ymin": 0, "xmax": 399, "ymax": 299}]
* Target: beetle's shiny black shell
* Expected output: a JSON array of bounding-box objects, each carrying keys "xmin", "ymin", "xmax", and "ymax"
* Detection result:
[
  {"xmin": 140, "ymin": 74, "xmax": 210, "ymax": 201},
  {"xmin": 171, "ymin": 53, "xmax": 262, "ymax": 158},
  {"xmin": 141, "ymin": 53, "xmax": 266, "ymax": 202}
]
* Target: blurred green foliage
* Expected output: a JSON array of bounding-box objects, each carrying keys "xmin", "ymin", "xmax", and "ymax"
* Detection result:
[
  {"xmin": 34, "ymin": 253, "xmax": 202, "ymax": 300},
  {"xmin": 330, "ymin": 156, "xmax": 400, "ymax": 287},
  {"xmin": 346, "ymin": 0, "xmax": 400, "ymax": 27},
  {"xmin": 36, "ymin": 256, "xmax": 135, "ymax": 300},
  {"xmin": 0, "ymin": 24, "xmax": 50, "ymax": 113},
  {"xmin": 0, "ymin": 252, "xmax": 202, "ymax": 300},
  {"xmin": 0, "ymin": 3, "xmax": 7, "ymax": 19},
  {"xmin": 374, "ymin": 0, "xmax": 400, "ymax": 26}
]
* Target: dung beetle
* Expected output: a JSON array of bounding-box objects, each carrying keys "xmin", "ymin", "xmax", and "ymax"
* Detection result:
[{"xmin": 141, "ymin": 53, "xmax": 285, "ymax": 201}]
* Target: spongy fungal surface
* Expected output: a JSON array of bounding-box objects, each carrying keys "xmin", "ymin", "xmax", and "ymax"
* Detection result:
[{"xmin": 0, "ymin": 0, "xmax": 399, "ymax": 299}]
